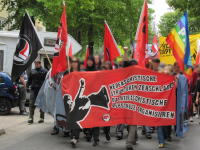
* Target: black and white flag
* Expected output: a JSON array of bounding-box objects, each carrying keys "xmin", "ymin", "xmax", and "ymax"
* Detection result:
[{"xmin": 11, "ymin": 10, "xmax": 43, "ymax": 82}]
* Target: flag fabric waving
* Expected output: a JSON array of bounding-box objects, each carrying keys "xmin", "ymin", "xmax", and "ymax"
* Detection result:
[
  {"xmin": 51, "ymin": 2, "xmax": 67, "ymax": 78},
  {"xmin": 195, "ymin": 38, "xmax": 200, "ymax": 66},
  {"xmin": 166, "ymin": 11, "xmax": 192, "ymax": 79},
  {"xmin": 84, "ymin": 46, "xmax": 89, "ymax": 68},
  {"xmin": 68, "ymin": 40, "xmax": 72, "ymax": 57},
  {"xmin": 11, "ymin": 10, "xmax": 43, "ymax": 82},
  {"xmin": 150, "ymin": 34, "xmax": 160, "ymax": 58},
  {"xmin": 133, "ymin": 0, "xmax": 148, "ymax": 67},
  {"xmin": 104, "ymin": 21, "xmax": 121, "ymax": 64}
]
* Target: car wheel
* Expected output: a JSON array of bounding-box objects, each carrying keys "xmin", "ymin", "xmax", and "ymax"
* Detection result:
[{"xmin": 0, "ymin": 98, "xmax": 12, "ymax": 115}]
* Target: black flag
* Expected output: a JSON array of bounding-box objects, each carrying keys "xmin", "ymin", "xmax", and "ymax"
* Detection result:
[{"xmin": 11, "ymin": 10, "xmax": 43, "ymax": 82}]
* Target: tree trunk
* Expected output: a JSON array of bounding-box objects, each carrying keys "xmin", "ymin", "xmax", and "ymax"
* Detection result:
[{"xmin": 88, "ymin": 18, "xmax": 94, "ymax": 55}]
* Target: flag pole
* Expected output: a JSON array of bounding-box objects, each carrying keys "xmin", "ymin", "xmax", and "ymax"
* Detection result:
[
  {"xmin": 131, "ymin": 40, "xmax": 136, "ymax": 58},
  {"xmin": 42, "ymin": 47, "xmax": 52, "ymax": 67},
  {"xmin": 66, "ymin": 42, "xmax": 70, "ymax": 73}
]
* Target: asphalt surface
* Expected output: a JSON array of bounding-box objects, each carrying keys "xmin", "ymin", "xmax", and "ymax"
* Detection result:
[{"xmin": 0, "ymin": 107, "xmax": 200, "ymax": 150}]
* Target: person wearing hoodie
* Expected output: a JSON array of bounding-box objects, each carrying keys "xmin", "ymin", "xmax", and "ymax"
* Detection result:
[
  {"xmin": 84, "ymin": 55, "xmax": 100, "ymax": 147},
  {"xmin": 70, "ymin": 57, "xmax": 83, "ymax": 147}
]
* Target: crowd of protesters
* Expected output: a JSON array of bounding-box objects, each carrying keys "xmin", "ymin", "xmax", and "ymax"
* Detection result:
[{"xmin": 22, "ymin": 47, "xmax": 200, "ymax": 150}]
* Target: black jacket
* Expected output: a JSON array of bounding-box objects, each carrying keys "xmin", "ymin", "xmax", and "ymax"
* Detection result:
[{"xmin": 27, "ymin": 67, "xmax": 48, "ymax": 91}]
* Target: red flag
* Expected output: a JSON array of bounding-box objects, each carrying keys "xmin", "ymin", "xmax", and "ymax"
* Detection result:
[
  {"xmin": 68, "ymin": 41, "xmax": 72, "ymax": 57},
  {"xmin": 150, "ymin": 34, "xmax": 160, "ymax": 58},
  {"xmin": 51, "ymin": 2, "xmax": 67, "ymax": 78},
  {"xmin": 195, "ymin": 38, "xmax": 200, "ymax": 66},
  {"xmin": 84, "ymin": 45, "xmax": 89, "ymax": 68},
  {"xmin": 134, "ymin": 0, "xmax": 148, "ymax": 67},
  {"xmin": 104, "ymin": 21, "xmax": 121, "ymax": 64}
]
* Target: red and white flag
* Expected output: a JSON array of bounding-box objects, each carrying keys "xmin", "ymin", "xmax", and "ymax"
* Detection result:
[
  {"xmin": 134, "ymin": 0, "xmax": 148, "ymax": 67},
  {"xmin": 150, "ymin": 34, "xmax": 160, "ymax": 58},
  {"xmin": 84, "ymin": 45, "xmax": 89, "ymax": 68},
  {"xmin": 51, "ymin": 1, "xmax": 68, "ymax": 78},
  {"xmin": 68, "ymin": 39, "xmax": 72, "ymax": 57},
  {"xmin": 196, "ymin": 38, "xmax": 200, "ymax": 66},
  {"xmin": 104, "ymin": 21, "xmax": 121, "ymax": 65}
]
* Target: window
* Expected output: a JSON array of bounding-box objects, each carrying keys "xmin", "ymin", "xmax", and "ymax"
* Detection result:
[
  {"xmin": 0, "ymin": 50, "xmax": 3, "ymax": 71},
  {"xmin": 0, "ymin": 75, "xmax": 5, "ymax": 83}
]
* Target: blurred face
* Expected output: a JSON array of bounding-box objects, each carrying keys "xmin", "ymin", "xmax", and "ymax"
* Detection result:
[
  {"xmin": 164, "ymin": 69, "xmax": 171, "ymax": 75},
  {"xmin": 95, "ymin": 55, "xmax": 100, "ymax": 65},
  {"xmin": 196, "ymin": 65, "xmax": 200, "ymax": 73},
  {"xmin": 101, "ymin": 59, "xmax": 105, "ymax": 66},
  {"xmin": 87, "ymin": 59, "xmax": 93, "ymax": 67},
  {"xmin": 72, "ymin": 58, "xmax": 78, "ymax": 70},
  {"xmin": 174, "ymin": 63, "xmax": 181, "ymax": 73},
  {"xmin": 34, "ymin": 62, "xmax": 41, "ymax": 68},
  {"xmin": 105, "ymin": 64, "xmax": 111, "ymax": 70},
  {"xmin": 80, "ymin": 64, "xmax": 84, "ymax": 69},
  {"xmin": 152, "ymin": 62, "xmax": 160, "ymax": 69}
]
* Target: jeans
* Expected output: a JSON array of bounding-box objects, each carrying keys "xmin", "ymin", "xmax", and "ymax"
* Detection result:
[
  {"xmin": 18, "ymin": 87, "xmax": 26, "ymax": 111},
  {"xmin": 142, "ymin": 126, "xmax": 151, "ymax": 135},
  {"xmin": 157, "ymin": 126, "xmax": 164, "ymax": 144},
  {"xmin": 117, "ymin": 124, "xmax": 125, "ymax": 133}
]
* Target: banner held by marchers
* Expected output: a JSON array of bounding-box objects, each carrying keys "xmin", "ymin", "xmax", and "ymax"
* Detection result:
[{"xmin": 62, "ymin": 66, "xmax": 176, "ymax": 130}]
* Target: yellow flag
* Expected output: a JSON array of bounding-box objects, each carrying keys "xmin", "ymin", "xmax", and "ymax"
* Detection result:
[{"xmin": 159, "ymin": 33, "xmax": 200, "ymax": 65}]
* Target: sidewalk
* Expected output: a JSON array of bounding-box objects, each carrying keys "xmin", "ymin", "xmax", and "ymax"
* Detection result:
[{"xmin": 0, "ymin": 107, "xmax": 53, "ymax": 136}]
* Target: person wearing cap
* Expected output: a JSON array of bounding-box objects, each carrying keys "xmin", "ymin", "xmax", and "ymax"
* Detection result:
[{"xmin": 26, "ymin": 59, "xmax": 48, "ymax": 124}]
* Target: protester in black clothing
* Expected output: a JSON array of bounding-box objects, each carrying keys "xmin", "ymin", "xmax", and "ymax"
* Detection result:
[
  {"xmin": 69, "ymin": 57, "xmax": 83, "ymax": 146},
  {"xmin": 27, "ymin": 59, "xmax": 48, "ymax": 124},
  {"xmin": 102, "ymin": 61, "xmax": 112, "ymax": 141},
  {"xmin": 84, "ymin": 55, "xmax": 100, "ymax": 146}
]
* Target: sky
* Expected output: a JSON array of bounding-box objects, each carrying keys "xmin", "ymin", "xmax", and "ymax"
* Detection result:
[{"xmin": 148, "ymin": 0, "xmax": 173, "ymax": 30}]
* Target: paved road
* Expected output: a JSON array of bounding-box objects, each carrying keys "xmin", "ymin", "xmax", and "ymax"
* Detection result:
[{"xmin": 0, "ymin": 107, "xmax": 200, "ymax": 150}]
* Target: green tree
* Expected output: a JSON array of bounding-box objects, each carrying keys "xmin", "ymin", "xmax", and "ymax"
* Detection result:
[
  {"xmin": 158, "ymin": 10, "xmax": 183, "ymax": 37},
  {"xmin": 0, "ymin": 0, "xmax": 155, "ymax": 56},
  {"xmin": 158, "ymin": 9, "xmax": 200, "ymax": 37},
  {"xmin": 166, "ymin": 0, "xmax": 200, "ymax": 17}
]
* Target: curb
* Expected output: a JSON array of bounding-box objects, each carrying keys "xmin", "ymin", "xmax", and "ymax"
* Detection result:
[{"xmin": 0, "ymin": 129, "xmax": 5, "ymax": 136}]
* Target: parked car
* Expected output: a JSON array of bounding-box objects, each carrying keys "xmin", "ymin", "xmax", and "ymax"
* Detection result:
[{"xmin": 0, "ymin": 72, "xmax": 19, "ymax": 115}]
